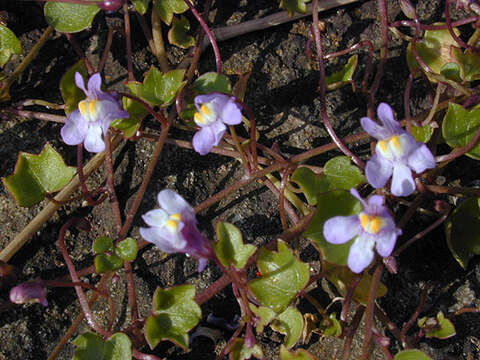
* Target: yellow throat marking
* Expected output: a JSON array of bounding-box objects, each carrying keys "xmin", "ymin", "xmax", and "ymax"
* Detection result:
[
  {"xmin": 359, "ymin": 213, "xmax": 384, "ymax": 234},
  {"xmin": 194, "ymin": 104, "xmax": 214, "ymax": 125},
  {"xmin": 79, "ymin": 99, "xmax": 98, "ymax": 119},
  {"xmin": 166, "ymin": 213, "xmax": 182, "ymax": 231}
]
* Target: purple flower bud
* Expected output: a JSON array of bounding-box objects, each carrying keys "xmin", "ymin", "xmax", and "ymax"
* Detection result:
[
  {"xmin": 98, "ymin": 0, "xmax": 123, "ymax": 12},
  {"xmin": 61, "ymin": 73, "xmax": 129, "ymax": 153},
  {"xmin": 192, "ymin": 93, "xmax": 242, "ymax": 155},
  {"xmin": 323, "ymin": 189, "xmax": 402, "ymax": 273},
  {"xmin": 10, "ymin": 280, "xmax": 48, "ymax": 307},
  {"xmin": 361, "ymin": 103, "xmax": 435, "ymax": 197},
  {"xmin": 139, "ymin": 190, "xmax": 214, "ymax": 272}
]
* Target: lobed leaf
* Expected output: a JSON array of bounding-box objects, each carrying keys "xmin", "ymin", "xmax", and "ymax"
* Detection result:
[
  {"xmin": 213, "ymin": 222, "xmax": 256, "ymax": 270},
  {"xmin": 325, "ymin": 55, "xmax": 358, "ymax": 90},
  {"xmin": 249, "ymin": 304, "xmax": 276, "ymax": 334},
  {"xmin": 279, "ymin": 0, "xmax": 310, "ymax": 17},
  {"xmin": 229, "ymin": 338, "xmax": 264, "ymax": 360},
  {"xmin": 418, "ymin": 311, "xmax": 456, "ymax": 340},
  {"xmin": 94, "ymin": 253, "xmax": 123, "ymax": 273},
  {"xmin": 168, "ymin": 16, "xmax": 196, "ymax": 49},
  {"xmin": 132, "ymin": 0, "xmax": 151, "ymax": 15},
  {"xmin": 280, "ymin": 345, "xmax": 318, "ymax": 360},
  {"xmin": 73, "ymin": 332, "xmax": 132, "ymax": 360},
  {"xmin": 0, "ymin": 25, "xmax": 22, "ymax": 67},
  {"xmin": 93, "ymin": 237, "xmax": 114, "ymax": 254},
  {"xmin": 394, "ymin": 350, "xmax": 432, "ymax": 360},
  {"xmin": 192, "ymin": 72, "xmax": 232, "ymax": 95},
  {"xmin": 411, "ymin": 123, "xmax": 434, "ymax": 143},
  {"xmin": 153, "ymin": 0, "xmax": 189, "ymax": 25},
  {"xmin": 270, "ymin": 307, "xmax": 304, "ymax": 349},
  {"xmin": 115, "ymin": 238, "xmax": 138, "ymax": 262},
  {"xmin": 44, "ymin": 1, "xmax": 100, "ymax": 33}
]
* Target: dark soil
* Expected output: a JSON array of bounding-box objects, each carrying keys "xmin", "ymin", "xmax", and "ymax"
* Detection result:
[{"xmin": 1, "ymin": 0, "xmax": 480, "ymax": 359}]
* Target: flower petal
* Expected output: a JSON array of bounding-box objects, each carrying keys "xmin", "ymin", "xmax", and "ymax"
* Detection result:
[
  {"xmin": 348, "ymin": 234, "xmax": 375, "ymax": 273},
  {"xmin": 377, "ymin": 103, "xmax": 404, "ymax": 135},
  {"xmin": 86, "ymin": 73, "xmax": 104, "ymax": 99},
  {"xmin": 220, "ymin": 98, "xmax": 242, "ymax": 125},
  {"xmin": 195, "ymin": 93, "xmax": 230, "ymax": 111},
  {"xmin": 61, "ymin": 110, "xmax": 89, "ymax": 146},
  {"xmin": 360, "ymin": 116, "xmax": 391, "ymax": 140},
  {"xmin": 323, "ymin": 215, "xmax": 361, "ymax": 244},
  {"xmin": 75, "ymin": 72, "xmax": 88, "ymax": 95},
  {"xmin": 350, "ymin": 188, "xmax": 368, "ymax": 208},
  {"xmin": 139, "ymin": 226, "xmax": 186, "ymax": 253},
  {"xmin": 365, "ymin": 154, "xmax": 393, "ymax": 188},
  {"xmin": 96, "ymin": 99, "xmax": 129, "ymax": 134},
  {"xmin": 142, "ymin": 208, "xmax": 168, "ymax": 227},
  {"xmin": 375, "ymin": 225, "xmax": 401, "ymax": 257},
  {"xmin": 157, "ymin": 189, "xmax": 193, "ymax": 216},
  {"xmin": 84, "ymin": 125, "xmax": 105, "ymax": 153},
  {"xmin": 407, "ymin": 143, "xmax": 435, "ymax": 174},
  {"xmin": 367, "ymin": 195, "xmax": 384, "ymax": 207},
  {"xmin": 391, "ymin": 163, "xmax": 415, "ymax": 196},
  {"xmin": 192, "ymin": 121, "xmax": 226, "ymax": 155}
]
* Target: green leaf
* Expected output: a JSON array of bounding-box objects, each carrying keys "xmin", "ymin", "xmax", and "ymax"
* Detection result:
[
  {"xmin": 153, "ymin": 0, "xmax": 189, "ymax": 25},
  {"xmin": 445, "ymin": 197, "xmax": 480, "ymax": 269},
  {"xmin": 322, "ymin": 156, "xmax": 365, "ymax": 190},
  {"xmin": 249, "ymin": 304, "xmax": 276, "ymax": 334},
  {"xmin": 440, "ymin": 62, "xmax": 462, "ymax": 83},
  {"xmin": 455, "ymin": 49, "xmax": 480, "ymax": 81},
  {"xmin": 319, "ymin": 312, "xmax": 342, "ymax": 337},
  {"xmin": 126, "ymin": 67, "xmax": 186, "ymax": 107},
  {"xmin": 394, "ymin": 350, "xmax": 432, "ymax": 360},
  {"xmin": 303, "ymin": 191, "xmax": 362, "ymax": 265},
  {"xmin": 248, "ymin": 240, "xmax": 309, "ymax": 314},
  {"xmin": 145, "ymin": 285, "xmax": 201, "ymax": 350},
  {"xmin": 73, "ymin": 332, "xmax": 132, "ymax": 360},
  {"xmin": 442, "ymin": 102, "xmax": 480, "ymax": 159},
  {"xmin": 93, "ymin": 237, "xmax": 114, "ymax": 254},
  {"xmin": 411, "ymin": 124, "xmax": 434, "ymax": 143},
  {"xmin": 279, "ymin": 0, "xmax": 311, "ymax": 17},
  {"xmin": 168, "ymin": 16, "xmax": 196, "ymax": 49},
  {"xmin": 60, "ymin": 60, "xmax": 88, "ymax": 115},
  {"xmin": 94, "ymin": 253, "xmax": 123, "ymax": 273},
  {"xmin": 192, "ymin": 72, "xmax": 232, "ymax": 95},
  {"xmin": 2, "ymin": 144, "xmax": 76, "ymax": 207},
  {"xmin": 280, "ymin": 346, "xmax": 317, "ymax": 360},
  {"xmin": 111, "ymin": 95, "xmax": 149, "ymax": 138},
  {"xmin": 213, "ymin": 222, "xmax": 256, "ymax": 270},
  {"xmin": 418, "ymin": 311, "xmax": 456, "ymax": 340},
  {"xmin": 132, "ymin": 0, "xmax": 151, "ymax": 15},
  {"xmin": 229, "ymin": 338, "xmax": 263, "ymax": 360},
  {"xmin": 44, "ymin": 1, "xmax": 100, "ymax": 33},
  {"xmin": 115, "ymin": 238, "xmax": 138, "ymax": 262},
  {"xmin": 290, "ymin": 167, "xmax": 328, "ymax": 206},
  {"xmin": 271, "ymin": 307, "xmax": 303, "ymax": 349},
  {"xmin": 325, "ymin": 55, "xmax": 358, "ymax": 90},
  {"xmin": 0, "ymin": 25, "xmax": 22, "ymax": 67},
  {"xmin": 323, "ymin": 262, "xmax": 387, "ymax": 305}
]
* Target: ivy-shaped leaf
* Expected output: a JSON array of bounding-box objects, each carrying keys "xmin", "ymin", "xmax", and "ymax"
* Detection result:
[
  {"xmin": 153, "ymin": 0, "xmax": 189, "ymax": 26},
  {"xmin": 44, "ymin": 2, "xmax": 100, "ymax": 33},
  {"xmin": 455, "ymin": 49, "xmax": 480, "ymax": 81},
  {"xmin": 440, "ymin": 62, "xmax": 462, "ymax": 83},
  {"xmin": 394, "ymin": 350, "xmax": 432, "ymax": 360},
  {"xmin": 249, "ymin": 304, "xmax": 276, "ymax": 334},
  {"xmin": 93, "ymin": 237, "xmax": 138, "ymax": 273},
  {"xmin": 411, "ymin": 123, "xmax": 434, "ymax": 143},
  {"xmin": 248, "ymin": 240, "xmax": 309, "ymax": 314},
  {"xmin": 279, "ymin": 0, "xmax": 311, "ymax": 17},
  {"xmin": 213, "ymin": 222, "xmax": 256, "ymax": 270},
  {"xmin": 442, "ymin": 102, "xmax": 480, "ymax": 160},
  {"xmin": 2, "ymin": 144, "xmax": 76, "ymax": 207},
  {"xmin": 132, "ymin": 0, "xmax": 151, "ymax": 15},
  {"xmin": 111, "ymin": 95, "xmax": 149, "ymax": 139},
  {"xmin": 192, "ymin": 72, "xmax": 232, "ymax": 95},
  {"xmin": 418, "ymin": 311, "xmax": 456, "ymax": 340},
  {"xmin": 145, "ymin": 285, "xmax": 201, "ymax": 350},
  {"xmin": 60, "ymin": 60, "xmax": 88, "ymax": 115},
  {"xmin": 116, "ymin": 238, "xmax": 138, "ymax": 262},
  {"xmin": 326, "ymin": 55, "xmax": 358, "ymax": 90},
  {"xmin": 0, "ymin": 25, "xmax": 22, "ymax": 67},
  {"xmin": 290, "ymin": 167, "xmax": 327, "ymax": 206},
  {"xmin": 229, "ymin": 338, "xmax": 263, "ymax": 360},
  {"xmin": 168, "ymin": 16, "xmax": 196, "ymax": 49},
  {"xmin": 93, "ymin": 236, "xmax": 114, "ymax": 254},
  {"xmin": 280, "ymin": 345, "xmax": 318, "ymax": 360},
  {"xmin": 270, "ymin": 307, "xmax": 304, "ymax": 349},
  {"xmin": 303, "ymin": 191, "xmax": 362, "ymax": 265},
  {"xmin": 318, "ymin": 312, "xmax": 341, "ymax": 337},
  {"xmin": 94, "ymin": 253, "xmax": 123, "ymax": 273},
  {"xmin": 322, "ymin": 156, "xmax": 365, "ymax": 190},
  {"xmin": 126, "ymin": 67, "xmax": 186, "ymax": 107},
  {"xmin": 73, "ymin": 332, "xmax": 132, "ymax": 360},
  {"xmin": 445, "ymin": 197, "xmax": 480, "ymax": 269}
]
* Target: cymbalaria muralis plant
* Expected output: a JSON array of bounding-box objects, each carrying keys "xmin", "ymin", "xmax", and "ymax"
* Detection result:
[{"xmin": 2, "ymin": 0, "xmax": 480, "ymax": 359}]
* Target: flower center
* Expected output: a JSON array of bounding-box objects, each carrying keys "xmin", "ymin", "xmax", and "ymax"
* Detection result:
[
  {"xmin": 165, "ymin": 213, "xmax": 182, "ymax": 232},
  {"xmin": 359, "ymin": 213, "xmax": 385, "ymax": 234},
  {"xmin": 79, "ymin": 99, "xmax": 100, "ymax": 122},
  {"xmin": 194, "ymin": 103, "xmax": 217, "ymax": 126},
  {"xmin": 376, "ymin": 134, "xmax": 407, "ymax": 160}
]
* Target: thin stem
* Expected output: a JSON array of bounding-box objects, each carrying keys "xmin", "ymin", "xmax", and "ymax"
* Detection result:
[
  {"xmin": 342, "ymin": 306, "xmax": 365, "ymax": 360},
  {"xmin": 98, "ymin": 26, "xmax": 114, "ymax": 74},
  {"xmin": 119, "ymin": 92, "xmax": 167, "ymax": 127},
  {"xmin": 65, "ymin": 33, "xmax": 94, "ymax": 75},
  {"xmin": 77, "ymin": 144, "xmax": 107, "ymax": 206},
  {"xmin": 374, "ymin": 304, "xmax": 405, "ymax": 345},
  {"xmin": 123, "ymin": 1, "xmax": 135, "ymax": 81},
  {"xmin": 152, "ymin": 7, "xmax": 170, "ymax": 72},
  {"xmin": 9, "ymin": 109, "xmax": 66, "ymax": 123},
  {"xmin": 400, "ymin": 284, "xmax": 431, "ymax": 348},
  {"xmin": 421, "ymin": 83, "xmax": 444, "ymax": 126},
  {"xmin": 341, "ymin": 273, "xmax": 362, "ymax": 321},
  {"xmin": 228, "ymin": 125, "xmax": 251, "ymax": 173},
  {"xmin": 361, "ymin": 264, "xmax": 383, "ymax": 360},
  {"xmin": 124, "ymin": 261, "xmax": 139, "ymax": 322},
  {"xmin": 445, "ymin": 0, "xmax": 474, "ymax": 51},
  {"xmin": 436, "ymin": 127, "xmax": 480, "ymax": 162},
  {"xmin": 425, "ymin": 184, "xmax": 480, "ymax": 197}
]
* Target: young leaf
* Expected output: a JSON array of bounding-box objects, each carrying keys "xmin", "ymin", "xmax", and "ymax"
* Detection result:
[
  {"xmin": 440, "ymin": 62, "xmax": 462, "ymax": 83},
  {"xmin": 325, "ymin": 55, "xmax": 358, "ymax": 90},
  {"xmin": 213, "ymin": 222, "xmax": 256, "ymax": 270},
  {"xmin": 126, "ymin": 67, "xmax": 186, "ymax": 107},
  {"xmin": 153, "ymin": 0, "xmax": 189, "ymax": 26},
  {"xmin": 44, "ymin": 2, "xmax": 100, "ymax": 33},
  {"xmin": 417, "ymin": 311, "xmax": 456, "ymax": 340},
  {"xmin": 249, "ymin": 304, "xmax": 276, "ymax": 334},
  {"xmin": 115, "ymin": 238, "xmax": 138, "ymax": 262},
  {"xmin": 290, "ymin": 167, "xmax": 328, "ymax": 206},
  {"xmin": 0, "ymin": 25, "xmax": 22, "ymax": 67},
  {"xmin": 279, "ymin": 0, "xmax": 311, "ymax": 17},
  {"xmin": 394, "ymin": 350, "xmax": 432, "ymax": 360},
  {"xmin": 411, "ymin": 124, "xmax": 434, "ymax": 143},
  {"xmin": 229, "ymin": 338, "xmax": 264, "ymax": 360},
  {"xmin": 94, "ymin": 253, "xmax": 123, "ymax": 273},
  {"xmin": 145, "ymin": 285, "xmax": 201, "ymax": 350},
  {"xmin": 280, "ymin": 345, "xmax": 318, "ymax": 360},
  {"xmin": 442, "ymin": 102, "xmax": 480, "ymax": 159},
  {"xmin": 318, "ymin": 312, "xmax": 342, "ymax": 337},
  {"xmin": 111, "ymin": 95, "xmax": 149, "ymax": 138},
  {"xmin": 60, "ymin": 60, "xmax": 88, "ymax": 115},
  {"xmin": 2, "ymin": 144, "xmax": 76, "ymax": 207},
  {"xmin": 445, "ymin": 197, "xmax": 480, "ymax": 268},
  {"xmin": 73, "ymin": 332, "xmax": 132, "ymax": 360},
  {"xmin": 455, "ymin": 49, "xmax": 480, "ymax": 81},
  {"xmin": 192, "ymin": 72, "xmax": 232, "ymax": 95},
  {"xmin": 248, "ymin": 240, "xmax": 309, "ymax": 314},
  {"xmin": 132, "ymin": 0, "xmax": 151, "ymax": 15},
  {"xmin": 93, "ymin": 236, "xmax": 114, "ymax": 254},
  {"xmin": 168, "ymin": 16, "xmax": 196, "ymax": 49},
  {"xmin": 322, "ymin": 156, "xmax": 365, "ymax": 190},
  {"xmin": 303, "ymin": 191, "xmax": 362, "ymax": 265},
  {"xmin": 270, "ymin": 307, "xmax": 304, "ymax": 349}
]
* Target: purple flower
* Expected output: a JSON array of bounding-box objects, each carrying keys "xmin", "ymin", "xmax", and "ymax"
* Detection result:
[
  {"xmin": 192, "ymin": 93, "xmax": 242, "ymax": 155},
  {"xmin": 10, "ymin": 280, "xmax": 48, "ymax": 307},
  {"xmin": 323, "ymin": 189, "xmax": 402, "ymax": 273},
  {"xmin": 61, "ymin": 73, "xmax": 129, "ymax": 153},
  {"xmin": 139, "ymin": 189, "xmax": 214, "ymax": 272},
  {"xmin": 361, "ymin": 103, "xmax": 435, "ymax": 197}
]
